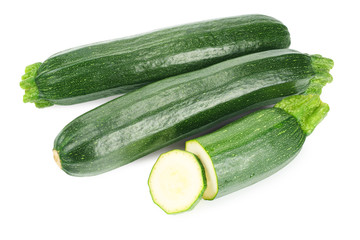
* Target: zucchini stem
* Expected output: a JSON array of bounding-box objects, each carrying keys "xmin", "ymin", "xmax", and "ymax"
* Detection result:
[
  {"xmin": 276, "ymin": 55, "xmax": 333, "ymax": 135},
  {"xmin": 306, "ymin": 72, "xmax": 333, "ymax": 95},
  {"xmin": 275, "ymin": 95, "xmax": 329, "ymax": 136},
  {"xmin": 307, "ymin": 54, "xmax": 334, "ymax": 95},
  {"xmin": 20, "ymin": 62, "xmax": 54, "ymax": 108},
  {"xmin": 311, "ymin": 54, "xmax": 334, "ymax": 73}
]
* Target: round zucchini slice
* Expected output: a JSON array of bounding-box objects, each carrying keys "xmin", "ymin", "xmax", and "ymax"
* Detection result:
[{"xmin": 148, "ymin": 150, "xmax": 206, "ymax": 214}]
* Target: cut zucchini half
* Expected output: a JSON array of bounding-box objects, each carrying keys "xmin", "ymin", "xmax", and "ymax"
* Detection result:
[
  {"xmin": 148, "ymin": 150, "xmax": 206, "ymax": 214},
  {"xmin": 186, "ymin": 140, "xmax": 218, "ymax": 200}
]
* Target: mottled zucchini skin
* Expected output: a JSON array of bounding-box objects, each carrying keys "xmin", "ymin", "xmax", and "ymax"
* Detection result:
[
  {"xmin": 34, "ymin": 14, "xmax": 290, "ymax": 105},
  {"xmin": 193, "ymin": 108, "xmax": 306, "ymax": 199},
  {"xmin": 54, "ymin": 49, "xmax": 314, "ymax": 176}
]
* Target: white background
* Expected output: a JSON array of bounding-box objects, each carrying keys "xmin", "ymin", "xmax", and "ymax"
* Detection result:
[{"xmin": 1, "ymin": 0, "xmax": 359, "ymax": 239}]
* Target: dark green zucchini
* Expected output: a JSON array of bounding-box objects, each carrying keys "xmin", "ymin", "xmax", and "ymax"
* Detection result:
[
  {"xmin": 20, "ymin": 14, "xmax": 291, "ymax": 108},
  {"xmin": 53, "ymin": 49, "xmax": 333, "ymax": 176},
  {"xmin": 186, "ymin": 95, "xmax": 329, "ymax": 200}
]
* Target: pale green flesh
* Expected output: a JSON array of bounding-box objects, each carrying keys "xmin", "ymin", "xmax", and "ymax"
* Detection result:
[
  {"xmin": 185, "ymin": 140, "xmax": 218, "ymax": 200},
  {"xmin": 148, "ymin": 150, "xmax": 206, "ymax": 214}
]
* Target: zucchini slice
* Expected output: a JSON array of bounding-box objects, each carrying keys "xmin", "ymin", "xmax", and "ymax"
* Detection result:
[{"xmin": 148, "ymin": 150, "xmax": 206, "ymax": 214}]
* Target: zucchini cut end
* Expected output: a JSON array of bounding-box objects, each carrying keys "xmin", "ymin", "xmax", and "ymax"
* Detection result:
[
  {"xmin": 148, "ymin": 149, "xmax": 206, "ymax": 214},
  {"xmin": 186, "ymin": 140, "xmax": 218, "ymax": 200},
  {"xmin": 53, "ymin": 150, "xmax": 62, "ymax": 169}
]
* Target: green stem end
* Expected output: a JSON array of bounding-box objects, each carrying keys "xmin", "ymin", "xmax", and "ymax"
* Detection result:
[
  {"xmin": 275, "ymin": 94, "xmax": 329, "ymax": 136},
  {"xmin": 311, "ymin": 54, "xmax": 334, "ymax": 72},
  {"xmin": 275, "ymin": 54, "xmax": 333, "ymax": 135},
  {"xmin": 306, "ymin": 54, "xmax": 334, "ymax": 95},
  {"xmin": 20, "ymin": 62, "xmax": 54, "ymax": 108}
]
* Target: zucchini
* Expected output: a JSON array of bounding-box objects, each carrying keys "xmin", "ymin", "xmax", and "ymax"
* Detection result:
[
  {"xmin": 148, "ymin": 93, "xmax": 332, "ymax": 212},
  {"xmin": 186, "ymin": 94, "xmax": 330, "ymax": 200},
  {"xmin": 53, "ymin": 49, "xmax": 333, "ymax": 177},
  {"xmin": 20, "ymin": 14, "xmax": 291, "ymax": 108},
  {"xmin": 148, "ymin": 150, "xmax": 206, "ymax": 214}
]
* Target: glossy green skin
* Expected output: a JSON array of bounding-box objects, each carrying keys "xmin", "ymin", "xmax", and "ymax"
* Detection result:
[
  {"xmin": 35, "ymin": 14, "xmax": 290, "ymax": 105},
  {"xmin": 54, "ymin": 49, "xmax": 314, "ymax": 176},
  {"xmin": 194, "ymin": 108, "xmax": 306, "ymax": 199}
]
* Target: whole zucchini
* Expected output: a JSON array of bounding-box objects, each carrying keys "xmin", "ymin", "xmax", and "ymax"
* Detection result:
[
  {"xmin": 20, "ymin": 14, "xmax": 291, "ymax": 108},
  {"xmin": 53, "ymin": 49, "xmax": 333, "ymax": 176}
]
